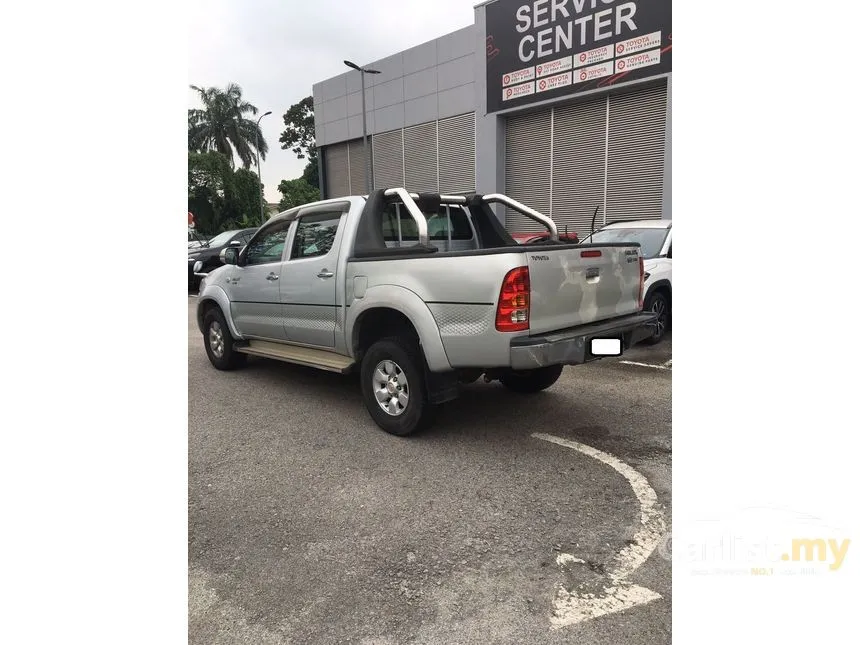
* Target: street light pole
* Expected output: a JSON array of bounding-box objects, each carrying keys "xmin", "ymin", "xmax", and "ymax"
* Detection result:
[
  {"xmin": 344, "ymin": 60, "xmax": 381, "ymax": 193},
  {"xmin": 256, "ymin": 110, "xmax": 272, "ymax": 226}
]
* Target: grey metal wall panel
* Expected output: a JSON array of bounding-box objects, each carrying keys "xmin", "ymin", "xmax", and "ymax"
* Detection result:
[
  {"xmin": 325, "ymin": 96, "xmax": 348, "ymax": 122},
  {"xmin": 437, "ymin": 26, "xmax": 474, "ymax": 64},
  {"xmin": 327, "ymin": 119, "xmax": 349, "ymax": 143},
  {"xmin": 347, "ymin": 139, "xmax": 368, "ymax": 195},
  {"xmin": 374, "ymin": 103, "xmax": 405, "ymax": 132},
  {"xmin": 348, "ymin": 114, "xmax": 374, "ymax": 141},
  {"xmin": 437, "ymin": 55, "xmax": 474, "ymax": 91},
  {"xmin": 606, "ymin": 82, "xmax": 668, "ymax": 222},
  {"xmin": 403, "ymin": 122, "xmax": 438, "ymax": 193},
  {"xmin": 403, "ymin": 39, "xmax": 437, "ymax": 75},
  {"xmin": 371, "ymin": 129, "xmax": 404, "ymax": 189},
  {"xmin": 325, "ymin": 142, "xmax": 350, "ymax": 198},
  {"xmin": 505, "ymin": 110, "xmax": 551, "ymax": 231},
  {"xmin": 346, "ymin": 70, "xmax": 363, "ymax": 95},
  {"xmin": 438, "ymin": 113, "xmax": 476, "ymax": 194},
  {"xmin": 404, "ymin": 67, "xmax": 438, "ymax": 100},
  {"xmin": 347, "ymin": 90, "xmax": 374, "ymax": 117},
  {"xmin": 405, "ymin": 94, "xmax": 438, "ymax": 126},
  {"xmin": 373, "ymin": 78, "xmax": 404, "ymax": 109},
  {"xmin": 321, "ymin": 75, "xmax": 347, "ymax": 102},
  {"xmin": 438, "ymin": 84, "xmax": 475, "ymax": 120},
  {"xmin": 370, "ymin": 53, "xmax": 404, "ymax": 82},
  {"xmin": 551, "ymin": 97, "xmax": 608, "ymax": 237}
]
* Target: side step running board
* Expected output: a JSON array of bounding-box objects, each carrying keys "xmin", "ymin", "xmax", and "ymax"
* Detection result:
[{"xmin": 236, "ymin": 340, "xmax": 355, "ymax": 373}]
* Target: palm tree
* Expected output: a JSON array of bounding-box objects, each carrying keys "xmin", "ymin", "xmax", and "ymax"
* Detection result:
[{"xmin": 188, "ymin": 83, "xmax": 269, "ymax": 169}]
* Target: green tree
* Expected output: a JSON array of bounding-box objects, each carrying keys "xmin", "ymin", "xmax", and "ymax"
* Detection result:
[
  {"xmin": 188, "ymin": 83, "xmax": 269, "ymax": 169},
  {"xmin": 224, "ymin": 168, "xmax": 265, "ymax": 229},
  {"xmin": 279, "ymin": 96, "xmax": 319, "ymax": 189},
  {"xmin": 188, "ymin": 151, "xmax": 234, "ymax": 235},
  {"xmin": 277, "ymin": 178, "xmax": 320, "ymax": 211}
]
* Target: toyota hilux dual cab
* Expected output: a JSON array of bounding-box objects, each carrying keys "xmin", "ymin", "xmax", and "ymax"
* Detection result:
[{"xmin": 196, "ymin": 188, "xmax": 657, "ymax": 436}]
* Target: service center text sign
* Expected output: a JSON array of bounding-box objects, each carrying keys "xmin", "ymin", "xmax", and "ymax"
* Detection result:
[{"xmin": 486, "ymin": 0, "xmax": 671, "ymax": 113}]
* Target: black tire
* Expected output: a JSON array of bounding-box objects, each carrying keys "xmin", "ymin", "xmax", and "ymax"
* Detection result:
[
  {"xmin": 202, "ymin": 307, "xmax": 247, "ymax": 370},
  {"xmin": 643, "ymin": 291, "xmax": 670, "ymax": 345},
  {"xmin": 499, "ymin": 365, "xmax": 564, "ymax": 393},
  {"xmin": 360, "ymin": 336, "xmax": 436, "ymax": 436}
]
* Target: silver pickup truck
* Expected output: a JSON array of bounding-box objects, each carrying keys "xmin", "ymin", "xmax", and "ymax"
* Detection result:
[{"xmin": 196, "ymin": 188, "xmax": 656, "ymax": 435}]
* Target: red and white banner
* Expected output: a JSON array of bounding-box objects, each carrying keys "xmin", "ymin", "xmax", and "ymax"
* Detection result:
[
  {"xmin": 573, "ymin": 45, "xmax": 614, "ymax": 69},
  {"xmin": 573, "ymin": 62, "xmax": 614, "ymax": 84},
  {"xmin": 502, "ymin": 66, "xmax": 535, "ymax": 87},
  {"xmin": 536, "ymin": 56, "xmax": 572, "ymax": 79},
  {"xmin": 502, "ymin": 81, "xmax": 536, "ymax": 101},
  {"xmin": 615, "ymin": 48, "xmax": 662, "ymax": 74},
  {"xmin": 536, "ymin": 72, "xmax": 572, "ymax": 94},
  {"xmin": 615, "ymin": 31, "xmax": 662, "ymax": 57}
]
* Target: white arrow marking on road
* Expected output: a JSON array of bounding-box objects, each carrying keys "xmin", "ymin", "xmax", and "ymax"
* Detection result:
[{"xmin": 532, "ymin": 433, "xmax": 667, "ymax": 628}]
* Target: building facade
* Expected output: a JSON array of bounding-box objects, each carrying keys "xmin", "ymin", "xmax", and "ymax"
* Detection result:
[{"xmin": 313, "ymin": 0, "xmax": 671, "ymax": 237}]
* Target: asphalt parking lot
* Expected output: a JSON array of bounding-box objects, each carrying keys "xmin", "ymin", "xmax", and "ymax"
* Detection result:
[{"xmin": 188, "ymin": 297, "xmax": 671, "ymax": 645}]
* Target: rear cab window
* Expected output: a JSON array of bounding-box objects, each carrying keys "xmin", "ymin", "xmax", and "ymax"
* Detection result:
[{"xmin": 382, "ymin": 203, "xmax": 475, "ymax": 248}]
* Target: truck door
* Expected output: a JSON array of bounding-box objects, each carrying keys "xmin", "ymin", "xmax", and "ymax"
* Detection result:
[
  {"xmin": 280, "ymin": 209, "xmax": 347, "ymax": 348},
  {"xmin": 227, "ymin": 219, "xmax": 293, "ymax": 341}
]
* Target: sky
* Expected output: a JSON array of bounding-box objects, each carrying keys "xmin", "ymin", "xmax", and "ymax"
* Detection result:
[{"xmin": 188, "ymin": 0, "xmax": 479, "ymax": 202}]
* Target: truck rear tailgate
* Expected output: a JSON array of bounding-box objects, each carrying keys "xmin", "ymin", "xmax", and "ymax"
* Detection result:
[{"xmin": 526, "ymin": 243, "xmax": 642, "ymax": 334}]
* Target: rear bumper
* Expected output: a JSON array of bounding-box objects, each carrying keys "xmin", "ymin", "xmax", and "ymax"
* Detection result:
[{"xmin": 509, "ymin": 312, "xmax": 658, "ymax": 370}]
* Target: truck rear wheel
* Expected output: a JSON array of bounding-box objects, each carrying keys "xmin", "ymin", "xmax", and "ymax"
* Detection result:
[
  {"xmin": 360, "ymin": 337, "xmax": 436, "ymax": 436},
  {"xmin": 499, "ymin": 365, "xmax": 564, "ymax": 394}
]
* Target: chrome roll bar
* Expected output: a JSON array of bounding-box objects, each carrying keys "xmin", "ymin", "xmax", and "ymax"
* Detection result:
[
  {"xmin": 482, "ymin": 194, "xmax": 558, "ymax": 240},
  {"xmin": 383, "ymin": 188, "xmax": 429, "ymax": 246},
  {"xmin": 363, "ymin": 188, "xmax": 557, "ymax": 245}
]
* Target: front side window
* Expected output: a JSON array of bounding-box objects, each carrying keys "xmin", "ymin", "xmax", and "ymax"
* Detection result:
[
  {"xmin": 244, "ymin": 221, "xmax": 292, "ymax": 266},
  {"xmin": 290, "ymin": 212, "xmax": 342, "ymax": 260}
]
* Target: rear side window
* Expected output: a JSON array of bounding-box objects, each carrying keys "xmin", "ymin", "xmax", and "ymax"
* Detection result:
[{"xmin": 290, "ymin": 212, "xmax": 342, "ymax": 259}]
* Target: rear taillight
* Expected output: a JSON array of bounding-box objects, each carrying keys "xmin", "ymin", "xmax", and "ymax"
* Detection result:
[
  {"xmin": 638, "ymin": 256, "xmax": 645, "ymax": 310},
  {"xmin": 496, "ymin": 266, "xmax": 530, "ymax": 332}
]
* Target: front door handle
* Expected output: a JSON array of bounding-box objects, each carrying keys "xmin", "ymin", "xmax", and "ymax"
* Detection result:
[
  {"xmin": 317, "ymin": 270, "xmax": 334, "ymax": 279},
  {"xmin": 266, "ymin": 272, "xmax": 279, "ymax": 281}
]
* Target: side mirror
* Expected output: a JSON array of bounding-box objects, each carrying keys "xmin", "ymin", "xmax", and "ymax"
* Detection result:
[
  {"xmin": 220, "ymin": 247, "xmax": 239, "ymax": 265},
  {"xmin": 229, "ymin": 240, "xmax": 242, "ymax": 247}
]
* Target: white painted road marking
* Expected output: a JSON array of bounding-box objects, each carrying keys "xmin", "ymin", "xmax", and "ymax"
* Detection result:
[
  {"xmin": 532, "ymin": 433, "xmax": 667, "ymax": 628},
  {"xmin": 618, "ymin": 359, "xmax": 671, "ymax": 370}
]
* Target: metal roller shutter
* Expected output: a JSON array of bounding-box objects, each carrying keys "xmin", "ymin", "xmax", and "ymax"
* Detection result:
[
  {"xmin": 505, "ymin": 110, "xmax": 551, "ymax": 231},
  {"xmin": 403, "ymin": 122, "xmax": 438, "ymax": 193},
  {"xmin": 438, "ymin": 113, "xmax": 476, "ymax": 194},
  {"xmin": 347, "ymin": 139, "xmax": 369, "ymax": 195},
  {"xmin": 371, "ymin": 129, "xmax": 404, "ymax": 190},
  {"xmin": 606, "ymin": 82, "xmax": 668, "ymax": 222},
  {"xmin": 551, "ymin": 96, "xmax": 608, "ymax": 238},
  {"xmin": 324, "ymin": 142, "xmax": 350, "ymax": 198}
]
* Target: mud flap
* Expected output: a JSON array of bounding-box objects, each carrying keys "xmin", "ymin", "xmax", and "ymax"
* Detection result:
[{"xmin": 423, "ymin": 359, "xmax": 460, "ymax": 405}]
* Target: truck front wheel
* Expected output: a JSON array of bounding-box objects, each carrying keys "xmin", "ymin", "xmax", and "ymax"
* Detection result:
[
  {"xmin": 499, "ymin": 365, "xmax": 564, "ymax": 393},
  {"xmin": 203, "ymin": 307, "xmax": 247, "ymax": 371},
  {"xmin": 360, "ymin": 337, "xmax": 437, "ymax": 436}
]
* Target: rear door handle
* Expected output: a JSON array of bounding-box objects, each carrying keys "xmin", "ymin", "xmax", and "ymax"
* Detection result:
[
  {"xmin": 317, "ymin": 270, "xmax": 334, "ymax": 279},
  {"xmin": 266, "ymin": 272, "xmax": 279, "ymax": 281}
]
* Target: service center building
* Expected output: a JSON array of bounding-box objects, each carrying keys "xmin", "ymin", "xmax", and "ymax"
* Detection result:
[{"xmin": 313, "ymin": 0, "xmax": 671, "ymax": 236}]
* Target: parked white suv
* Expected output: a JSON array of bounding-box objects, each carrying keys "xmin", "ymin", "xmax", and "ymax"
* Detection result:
[{"xmin": 580, "ymin": 219, "xmax": 671, "ymax": 344}]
